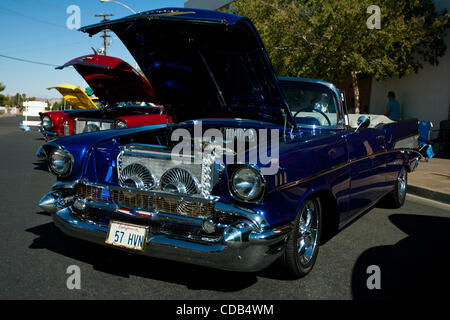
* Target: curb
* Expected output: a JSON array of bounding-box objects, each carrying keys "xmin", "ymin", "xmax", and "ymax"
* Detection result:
[{"xmin": 407, "ymin": 185, "xmax": 450, "ymax": 205}]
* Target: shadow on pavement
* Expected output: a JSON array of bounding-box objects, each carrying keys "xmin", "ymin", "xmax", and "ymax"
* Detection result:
[
  {"xmin": 33, "ymin": 159, "xmax": 48, "ymax": 172},
  {"xmin": 26, "ymin": 221, "xmax": 258, "ymax": 292},
  {"xmin": 351, "ymin": 214, "xmax": 450, "ymax": 299}
]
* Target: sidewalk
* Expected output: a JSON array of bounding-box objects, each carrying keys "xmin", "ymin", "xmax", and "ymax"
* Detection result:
[{"xmin": 408, "ymin": 157, "xmax": 450, "ymax": 205}]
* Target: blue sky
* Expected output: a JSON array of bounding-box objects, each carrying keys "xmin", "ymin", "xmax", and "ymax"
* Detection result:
[{"xmin": 0, "ymin": 0, "xmax": 186, "ymax": 99}]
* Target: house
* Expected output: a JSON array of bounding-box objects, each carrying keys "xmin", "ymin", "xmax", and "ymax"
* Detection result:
[{"xmin": 22, "ymin": 101, "xmax": 47, "ymax": 127}]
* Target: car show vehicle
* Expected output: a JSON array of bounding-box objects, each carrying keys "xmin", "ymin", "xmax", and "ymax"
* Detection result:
[
  {"xmin": 39, "ymin": 53, "xmax": 168, "ymax": 141},
  {"xmin": 47, "ymin": 84, "xmax": 99, "ymax": 110},
  {"xmin": 38, "ymin": 8, "xmax": 421, "ymax": 277}
]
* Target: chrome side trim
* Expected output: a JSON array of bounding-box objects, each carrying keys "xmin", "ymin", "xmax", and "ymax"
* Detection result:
[
  {"xmin": 52, "ymin": 180, "xmax": 79, "ymax": 190},
  {"xmin": 270, "ymin": 148, "xmax": 422, "ymax": 193},
  {"xmin": 214, "ymin": 202, "xmax": 269, "ymax": 229}
]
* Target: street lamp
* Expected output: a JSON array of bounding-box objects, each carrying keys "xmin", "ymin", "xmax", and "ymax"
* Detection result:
[{"xmin": 99, "ymin": 0, "xmax": 137, "ymax": 14}]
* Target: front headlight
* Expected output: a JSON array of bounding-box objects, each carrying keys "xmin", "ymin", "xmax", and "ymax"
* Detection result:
[
  {"xmin": 48, "ymin": 147, "xmax": 74, "ymax": 177},
  {"xmin": 42, "ymin": 115, "xmax": 53, "ymax": 130},
  {"xmin": 115, "ymin": 120, "xmax": 128, "ymax": 129},
  {"xmin": 230, "ymin": 165, "xmax": 265, "ymax": 202}
]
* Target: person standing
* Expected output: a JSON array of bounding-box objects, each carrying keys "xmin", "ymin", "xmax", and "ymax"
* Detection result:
[{"xmin": 384, "ymin": 91, "xmax": 401, "ymax": 120}]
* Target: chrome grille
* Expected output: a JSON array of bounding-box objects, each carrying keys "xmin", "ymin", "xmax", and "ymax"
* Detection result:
[{"xmin": 74, "ymin": 183, "xmax": 216, "ymax": 220}]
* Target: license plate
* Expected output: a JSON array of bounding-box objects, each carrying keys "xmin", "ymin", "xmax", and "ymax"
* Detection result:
[{"xmin": 105, "ymin": 221, "xmax": 148, "ymax": 251}]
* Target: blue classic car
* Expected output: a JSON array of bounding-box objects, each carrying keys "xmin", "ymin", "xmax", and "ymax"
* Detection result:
[{"xmin": 38, "ymin": 8, "xmax": 420, "ymax": 277}]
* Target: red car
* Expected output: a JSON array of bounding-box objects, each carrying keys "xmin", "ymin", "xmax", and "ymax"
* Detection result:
[{"xmin": 39, "ymin": 53, "xmax": 170, "ymax": 141}]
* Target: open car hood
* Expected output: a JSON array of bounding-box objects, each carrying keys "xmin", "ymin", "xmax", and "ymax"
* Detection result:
[
  {"xmin": 79, "ymin": 8, "xmax": 294, "ymax": 127},
  {"xmin": 57, "ymin": 54, "xmax": 160, "ymax": 105},
  {"xmin": 47, "ymin": 84, "xmax": 99, "ymax": 110}
]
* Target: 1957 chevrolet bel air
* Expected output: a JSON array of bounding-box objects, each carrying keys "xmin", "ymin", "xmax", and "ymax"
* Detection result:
[{"xmin": 37, "ymin": 8, "xmax": 421, "ymax": 277}]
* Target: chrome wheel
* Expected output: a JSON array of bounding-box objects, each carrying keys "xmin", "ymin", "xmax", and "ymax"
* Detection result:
[
  {"xmin": 297, "ymin": 199, "xmax": 319, "ymax": 265},
  {"xmin": 397, "ymin": 169, "xmax": 407, "ymax": 201}
]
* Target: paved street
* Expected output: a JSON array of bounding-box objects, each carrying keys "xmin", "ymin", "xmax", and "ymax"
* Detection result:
[{"xmin": 0, "ymin": 116, "xmax": 449, "ymax": 300}]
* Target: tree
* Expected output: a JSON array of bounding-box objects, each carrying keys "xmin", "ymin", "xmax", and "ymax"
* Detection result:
[
  {"xmin": 0, "ymin": 82, "xmax": 6, "ymax": 106},
  {"xmin": 13, "ymin": 93, "xmax": 23, "ymax": 111},
  {"xmin": 232, "ymin": 0, "xmax": 449, "ymax": 112},
  {"xmin": 52, "ymin": 98, "xmax": 68, "ymax": 111}
]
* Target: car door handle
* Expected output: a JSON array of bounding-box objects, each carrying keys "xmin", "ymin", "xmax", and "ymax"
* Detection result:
[{"xmin": 376, "ymin": 135, "xmax": 385, "ymax": 140}]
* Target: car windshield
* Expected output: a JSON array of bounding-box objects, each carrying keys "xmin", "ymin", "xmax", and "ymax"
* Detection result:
[{"xmin": 279, "ymin": 80, "xmax": 340, "ymax": 127}]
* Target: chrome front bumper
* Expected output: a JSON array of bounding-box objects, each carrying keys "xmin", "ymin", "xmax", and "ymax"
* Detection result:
[
  {"xmin": 38, "ymin": 126, "xmax": 57, "ymax": 140},
  {"xmin": 41, "ymin": 187, "xmax": 292, "ymax": 272}
]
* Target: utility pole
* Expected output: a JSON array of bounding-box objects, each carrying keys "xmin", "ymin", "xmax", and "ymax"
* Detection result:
[{"xmin": 94, "ymin": 13, "xmax": 114, "ymax": 55}]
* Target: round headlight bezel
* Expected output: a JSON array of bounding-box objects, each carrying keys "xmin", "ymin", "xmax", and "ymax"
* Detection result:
[
  {"xmin": 42, "ymin": 115, "xmax": 53, "ymax": 130},
  {"xmin": 47, "ymin": 146, "xmax": 74, "ymax": 177},
  {"xmin": 229, "ymin": 165, "xmax": 266, "ymax": 203}
]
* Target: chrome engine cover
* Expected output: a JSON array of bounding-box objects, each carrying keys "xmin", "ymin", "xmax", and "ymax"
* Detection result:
[{"xmin": 117, "ymin": 144, "xmax": 220, "ymax": 198}]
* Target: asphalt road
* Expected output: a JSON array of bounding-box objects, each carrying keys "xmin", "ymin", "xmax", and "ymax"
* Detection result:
[{"xmin": 0, "ymin": 115, "xmax": 449, "ymax": 300}]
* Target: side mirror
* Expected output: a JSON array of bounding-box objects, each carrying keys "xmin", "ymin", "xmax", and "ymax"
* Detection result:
[{"xmin": 355, "ymin": 115, "xmax": 370, "ymax": 131}]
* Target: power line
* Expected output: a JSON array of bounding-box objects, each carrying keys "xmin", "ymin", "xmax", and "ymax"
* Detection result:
[
  {"xmin": 0, "ymin": 54, "xmax": 58, "ymax": 67},
  {"xmin": 4, "ymin": 41, "xmax": 87, "ymax": 55},
  {"xmin": 0, "ymin": 4, "xmax": 66, "ymax": 29}
]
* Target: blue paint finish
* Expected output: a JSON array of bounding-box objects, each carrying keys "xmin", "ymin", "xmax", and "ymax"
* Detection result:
[{"xmin": 43, "ymin": 8, "xmax": 420, "ymax": 233}]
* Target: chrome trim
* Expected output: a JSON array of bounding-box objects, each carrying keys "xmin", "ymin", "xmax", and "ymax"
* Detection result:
[
  {"xmin": 76, "ymin": 182, "xmax": 268, "ymax": 229},
  {"xmin": 120, "ymin": 144, "xmax": 173, "ymax": 160},
  {"xmin": 52, "ymin": 206, "xmax": 291, "ymax": 272},
  {"xmin": 39, "ymin": 191, "xmax": 63, "ymax": 213},
  {"xmin": 44, "ymin": 180, "xmax": 270, "ymax": 229},
  {"xmin": 81, "ymin": 180, "xmax": 219, "ymax": 202},
  {"xmin": 117, "ymin": 143, "xmax": 219, "ymax": 199},
  {"xmin": 41, "ymin": 115, "xmax": 53, "ymax": 130},
  {"xmin": 296, "ymin": 198, "xmax": 320, "ymax": 264},
  {"xmin": 397, "ymin": 168, "xmax": 407, "ymax": 201},
  {"xmin": 52, "ymin": 180, "xmax": 78, "ymax": 190},
  {"xmin": 227, "ymin": 164, "xmax": 267, "ymax": 204},
  {"xmin": 271, "ymin": 148, "xmax": 422, "ymax": 193},
  {"xmin": 411, "ymin": 157, "xmax": 420, "ymax": 172},
  {"xmin": 40, "ymin": 130, "xmax": 57, "ymax": 137},
  {"xmin": 63, "ymin": 121, "xmax": 70, "ymax": 136},
  {"xmin": 45, "ymin": 143, "xmax": 75, "ymax": 178},
  {"xmin": 75, "ymin": 117, "xmax": 115, "ymax": 123},
  {"xmin": 213, "ymin": 202, "xmax": 269, "ymax": 229}
]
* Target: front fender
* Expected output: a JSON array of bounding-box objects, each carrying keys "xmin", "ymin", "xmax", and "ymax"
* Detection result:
[{"xmin": 41, "ymin": 124, "xmax": 168, "ymax": 181}]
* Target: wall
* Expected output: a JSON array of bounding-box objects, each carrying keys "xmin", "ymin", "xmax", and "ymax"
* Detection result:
[{"xmin": 369, "ymin": 0, "xmax": 449, "ymax": 136}]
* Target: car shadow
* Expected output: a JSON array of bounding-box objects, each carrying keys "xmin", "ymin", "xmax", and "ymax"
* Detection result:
[
  {"xmin": 26, "ymin": 221, "xmax": 258, "ymax": 292},
  {"xmin": 33, "ymin": 159, "xmax": 48, "ymax": 172},
  {"xmin": 351, "ymin": 214, "xmax": 450, "ymax": 299}
]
